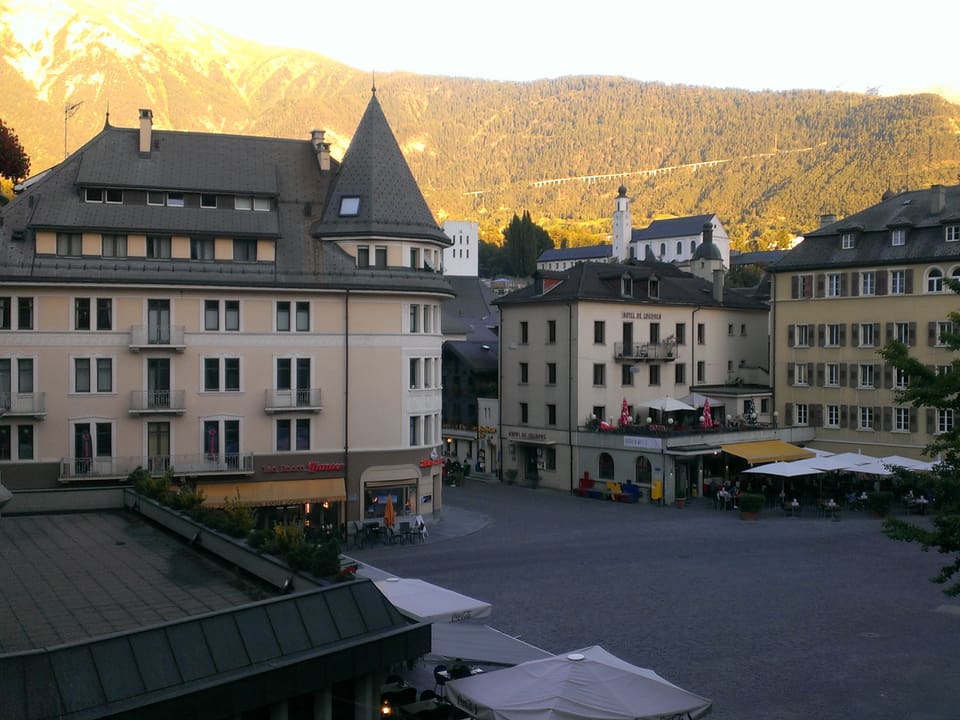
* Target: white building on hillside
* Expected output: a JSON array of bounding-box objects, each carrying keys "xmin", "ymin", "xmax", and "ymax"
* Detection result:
[{"xmin": 443, "ymin": 220, "xmax": 479, "ymax": 276}]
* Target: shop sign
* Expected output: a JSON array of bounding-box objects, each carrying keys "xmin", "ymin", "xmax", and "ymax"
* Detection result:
[
  {"xmin": 624, "ymin": 435, "xmax": 662, "ymax": 451},
  {"xmin": 507, "ymin": 430, "xmax": 547, "ymax": 441},
  {"xmin": 622, "ymin": 311, "xmax": 662, "ymax": 320},
  {"xmin": 420, "ymin": 458, "xmax": 444, "ymax": 468},
  {"xmin": 262, "ymin": 461, "xmax": 345, "ymax": 474}
]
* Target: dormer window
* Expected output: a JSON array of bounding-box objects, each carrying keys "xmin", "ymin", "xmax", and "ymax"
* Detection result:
[
  {"xmin": 841, "ymin": 232, "xmax": 855, "ymax": 249},
  {"xmin": 649, "ymin": 277, "xmax": 660, "ymax": 299},
  {"xmin": 621, "ymin": 275, "xmax": 633, "ymax": 296},
  {"xmin": 166, "ymin": 192, "xmax": 185, "ymax": 208},
  {"xmin": 84, "ymin": 188, "xmax": 103, "ymax": 203},
  {"xmin": 105, "ymin": 189, "xmax": 122, "ymax": 204},
  {"xmin": 339, "ymin": 196, "xmax": 361, "ymax": 216},
  {"xmin": 201, "ymin": 194, "xmax": 217, "ymax": 208},
  {"xmin": 891, "ymin": 228, "xmax": 906, "ymax": 246},
  {"xmin": 945, "ymin": 225, "xmax": 960, "ymax": 242}
]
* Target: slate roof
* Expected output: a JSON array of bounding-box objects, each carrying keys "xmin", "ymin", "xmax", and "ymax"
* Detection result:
[
  {"xmin": 631, "ymin": 214, "xmax": 718, "ymax": 241},
  {"xmin": 771, "ymin": 184, "xmax": 960, "ymax": 272},
  {"xmin": 730, "ymin": 250, "xmax": 788, "ymax": 267},
  {"xmin": 494, "ymin": 261, "xmax": 767, "ymax": 311},
  {"xmin": 314, "ymin": 94, "xmax": 450, "ymax": 244},
  {"xmin": 537, "ymin": 244, "xmax": 612, "ymax": 262}
]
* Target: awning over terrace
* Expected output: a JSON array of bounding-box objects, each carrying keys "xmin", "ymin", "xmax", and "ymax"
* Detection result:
[
  {"xmin": 199, "ymin": 477, "xmax": 346, "ymax": 507},
  {"xmin": 720, "ymin": 440, "xmax": 815, "ymax": 465}
]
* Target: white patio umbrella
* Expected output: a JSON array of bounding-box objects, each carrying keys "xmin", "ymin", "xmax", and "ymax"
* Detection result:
[
  {"xmin": 881, "ymin": 455, "xmax": 937, "ymax": 472},
  {"xmin": 847, "ymin": 461, "xmax": 893, "ymax": 476},
  {"xmin": 641, "ymin": 396, "xmax": 696, "ymax": 413},
  {"xmin": 805, "ymin": 452, "xmax": 879, "ymax": 471},
  {"xmin": 446, "ymin": 645, "xmax": 712, "ymax": 720},
  {"xmin": 743, "ymin": 460, "xmax": 825, "ymax": 478}
]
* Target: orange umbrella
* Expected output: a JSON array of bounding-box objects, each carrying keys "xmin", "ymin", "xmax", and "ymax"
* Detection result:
[{"xmin": 384, "ymin": 495, "xmax": 396, "ymax": 529}]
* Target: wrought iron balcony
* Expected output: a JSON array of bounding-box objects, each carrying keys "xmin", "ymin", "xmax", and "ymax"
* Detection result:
[
  {"xmin": 614, "ymin": 340, "xmax": 677, "ymax": 362},
  {"xmin": 264, "ymin": 388, "xmax": 323, "ymax": 413},
  {"xmin": 59, "ymin": 453, "xmax": 255, "ymax": 482},
  {"xmin": 128, "ymin": 325, "xmax": 186, "ymax": 351},
  {"xmin": 129, "ymin": 389, "xmax": 186, "ymax": 415},
  {"xmin": 0, "ymin": 391, "xmax": 46, "ymax": 418}
]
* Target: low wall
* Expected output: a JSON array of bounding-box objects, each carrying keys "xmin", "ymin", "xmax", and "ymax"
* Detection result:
[{"xmin": 3, "ymin": 486, "xmax": 125, "ymax": 515}]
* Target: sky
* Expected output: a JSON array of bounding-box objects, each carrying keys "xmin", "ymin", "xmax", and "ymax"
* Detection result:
[{"xmin": 156, "ymin": 0, "xmax": 958, "ymax": 96}]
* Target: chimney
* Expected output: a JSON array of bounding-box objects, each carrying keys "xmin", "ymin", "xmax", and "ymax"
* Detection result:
[
  {"xmin": 819, "ymin": 213, "xmax": 837, "ymax": 228},
  {"xmin": 930, "ymin": 184, "xmax": 946, "ymax": 214},
  {"xmin": 712, "ymin": 268, "xmax": 725, "ymax": 303},
  {"xmin": 310, "ymin": 129, "xmax": 331, "ymax": 172},
  {"xmin": 138, "ymin": 108, "xmax": 153, "ymax": 156},
  {"xmin": 702, "ymin": 221, "xmax": 713, "ymax": 247}
]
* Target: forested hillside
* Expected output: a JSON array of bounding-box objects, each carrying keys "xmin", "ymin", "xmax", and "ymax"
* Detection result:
[{"xmin": 3, "ymin": 1, "xmax": 959, "ymax": 249}]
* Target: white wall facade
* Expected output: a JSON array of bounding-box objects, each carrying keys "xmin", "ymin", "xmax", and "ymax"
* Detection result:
[{"xmin": 443, "ymin": 220, "xmax": 479, "ymax": 277}]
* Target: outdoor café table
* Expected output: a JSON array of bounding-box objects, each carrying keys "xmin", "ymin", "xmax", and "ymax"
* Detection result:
[
  {"xmin": 399, "ymin": 699, "xmax": 451, "ymax": 720},
  {"xmin": 363, "ymin": 520, "xmax": 384, "ymax": 545}
]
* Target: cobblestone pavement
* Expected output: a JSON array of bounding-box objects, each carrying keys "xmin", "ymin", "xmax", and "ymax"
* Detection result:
[{"xmin": 351, "ymin": 480, "xmax": 960, "ymax": 720}]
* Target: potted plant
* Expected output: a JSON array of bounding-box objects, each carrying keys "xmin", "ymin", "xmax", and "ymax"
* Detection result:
[
  {"xmin": 866, "ymin": 491, "xmax": 894, "ymax": 517},
  {"xmin": 738, "ymin": 493, "xmax": 764, "ymax": 520}
]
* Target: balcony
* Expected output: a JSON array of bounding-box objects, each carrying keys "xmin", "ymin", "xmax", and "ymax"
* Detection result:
[
  {"xmin": 0, "ymin": 391, "xmax": 46, "ymax": 418},
  {"xmin": 264, "ymin": 388, "xmax": 323, "ymax": 413},
  {"xmin": 128, "ymin": 325, "xmax": 186, "ymax": 351},
  {"xmin": 128, "ymin": 390, "xmax": 186, "ymax": 415},
  {"xmin": 614, "ymin": 340, "xmax": 677, "ymax": 362},
  {"xmin": 59, "ymin": 453, "xmax": 255, "ymax": 482}
]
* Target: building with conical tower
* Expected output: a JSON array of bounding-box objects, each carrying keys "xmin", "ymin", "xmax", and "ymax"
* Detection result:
[{"xmin": 0, "ymin": 93, "xmax": 453, "ymax": 525}]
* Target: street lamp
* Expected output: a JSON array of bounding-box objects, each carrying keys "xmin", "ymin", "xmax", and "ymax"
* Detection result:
[{"xmin": 772, "ymin": 410, "xmax": 779, "ymax": 428}]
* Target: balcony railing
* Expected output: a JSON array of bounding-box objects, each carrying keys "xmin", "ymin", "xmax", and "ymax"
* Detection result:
[
  {"xmin": 614, "ymin": 341, "xmax": 677, "ymax": 362},
  {"xmin": 129, "ymin": 325, "xmax": 186, "ymax": 351},
  {"xmin": 129, "ymin": 390, "xmax": 186, "ymax": 414},
  {"xmin": 59, "ymin": 453, "xmax": 255, "ymax": 482},
  {"xmin": 0, "ymin": 391, "xmax": 46, "ymax": 418},
  {"xmin": 264, "ymin": 388, "xmax": 323, "ymax": 413}
]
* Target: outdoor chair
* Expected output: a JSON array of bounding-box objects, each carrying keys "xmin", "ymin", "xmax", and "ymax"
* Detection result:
[{"xmin": 433, "ymin": 664, "xmax": 449, "ymax": 696}]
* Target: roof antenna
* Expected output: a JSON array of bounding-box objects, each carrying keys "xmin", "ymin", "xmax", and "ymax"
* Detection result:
[
  {"xmin": 371, "ymin": 71, "xmax": 377, "ymax": 95},
  {"xmin": 104, "ymin": 100, "xmax": 110, "ymax": 127}
]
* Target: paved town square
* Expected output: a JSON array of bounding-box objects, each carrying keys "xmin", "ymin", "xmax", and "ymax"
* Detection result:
[{"xmin": 353, "ymin": 480, "xmax": 960, "ymax": 720}]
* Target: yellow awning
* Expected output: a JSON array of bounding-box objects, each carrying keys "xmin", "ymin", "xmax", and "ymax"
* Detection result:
[
  {"xmin": 198, "ymin": 477, "xmax": 346, "ymax": 508},
  {"xmin": 720, "ymin": 440, "xmax": 814, "ymax": 465}
]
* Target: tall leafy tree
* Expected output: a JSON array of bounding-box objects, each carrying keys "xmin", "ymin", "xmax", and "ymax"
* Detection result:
[
  {"xmin": 879, "ymin": 280, "xmax": 960, "ymax": 595},
  {"xmin": 0, "ymin": 119, "xmax": 30, "ymax": 181}
]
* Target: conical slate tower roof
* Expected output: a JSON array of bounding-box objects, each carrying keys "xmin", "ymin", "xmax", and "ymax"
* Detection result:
[{"xmin": 314, "ymin": 93, "xmax": 449, "ymax": 243}]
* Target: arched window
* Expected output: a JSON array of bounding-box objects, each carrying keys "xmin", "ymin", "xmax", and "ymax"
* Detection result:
[
  {"xmin": 598, "ymin": 452, "xmax": 615, "ymax": 480},
  {"xmin": 659, "ymin": 242, "xmax": 666, "ymax": 258},
  {"xmin": 927, "ymin": 267, "xmax": 944, "ymax": 293},
  {"xmin": 676, "ymin": 241, "xmax": 683, "ymax": 255},
  {"xmin": 951, "ymin": 266, "xmax": 960, "ymax": 283},
  {"xmin": 635, "ymin": 456, "xmax": 652, "ymax": 485},
  {"xmin": 690, "ymin": 240, "xmax": 697, "ymax": 254}
]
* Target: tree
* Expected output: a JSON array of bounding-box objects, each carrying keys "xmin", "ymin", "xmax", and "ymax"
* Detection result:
[
  {"xmin": 0, "ymin": 119, "xmax": 30, "ymax": 181},
  {"xmin": 879, "ymin": 279, "xmax": 960, "ymax": 595},
  {"xmin": 502, "ymin": 211, "xmax": 553, "ymax": 277}
]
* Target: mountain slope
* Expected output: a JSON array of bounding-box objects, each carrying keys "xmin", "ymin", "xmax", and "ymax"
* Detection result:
[{"xmin": 3, "ymin": 0, "xmax": 959, "ymax": 249}]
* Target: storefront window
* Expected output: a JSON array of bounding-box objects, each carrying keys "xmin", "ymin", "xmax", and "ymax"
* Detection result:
[{"xmin": 365, "ymin": 485, "xmax": 417, "ymax": 518}]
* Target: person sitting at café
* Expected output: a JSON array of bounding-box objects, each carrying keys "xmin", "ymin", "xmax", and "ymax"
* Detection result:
[{"xmin": 449, "ymin": 659, "xmax": 471, "ymax": 679}]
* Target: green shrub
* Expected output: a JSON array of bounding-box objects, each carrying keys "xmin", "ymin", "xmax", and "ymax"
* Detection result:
[
  {"xmin": 739, "ymin": 493, "xmax": 765, "ymax": 513},
  {"xmin": 271, "ymin": 522, "xmax": 306, "ymax": 555},
  {"xmin": 168, "ymin": 486, "xmax": 206, "ymax": 512},
  {"xmin": 221, "ymin": 492, "xmax": 255, "ymax": 537},
  {"xmin": 867, "ymin": 491, "xmax": 894, "ymax": 517},
  {"xmin": 310, "ymin": 537, "xmax": 342, "ymax": 578},
  {"xmin": 247, "ymin": 528, "xmax": 272, "ymax": 551},
  {"xmin": 131, "ymin": 466, "xmax": 168, "ymax": 500}
]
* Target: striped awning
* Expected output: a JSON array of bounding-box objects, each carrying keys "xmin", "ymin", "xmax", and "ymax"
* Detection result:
[
  {"xmin": 720, "ymin": 440, "xmax": 814, "ymax": 465},
  {"xmin": 198, "ymin": 477, "xmax": 345, "ymax": 507}
]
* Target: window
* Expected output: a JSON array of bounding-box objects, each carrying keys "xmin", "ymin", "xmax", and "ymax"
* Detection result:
[
  {"xmin": 276, "ymin": 418, "xmax": 311, "ymax": 451},
  {"xmin": 107, "ymin": 188, "xmax": 124, "ymax": 202},
  {"xmin": 520, "ymin": 402, "xmax": 528, "ymax": 424},
  {"xmin": 927, "ymin": 268, "xmax": 944, "ymax": 293},
  {"xmin": 826, "ymin": 363, "xmax": 840, "ymax": 386},
  {"xmin": 544, "ymin": 447, "xmax": 557, "ymax": 470},
  {"xmin": 253, "ymin": 197, "xmax": 270, "ymax": 212},
  {"xmin": 592, "ymin": 406, "xmax": 606, "ymax": 424},
  {"xmin": 727, "ymin": 323, "xmax": 735, "ymax": 336},
  {"xmin": 101, "ymin": 234, "xmax": 127, "ymax": 257},
  {"xmin": 234, "ymin": 238, "xmax": 257, "ymax": 262},
  {"xmin": 74, "ymin": 357, "xmax": 113, "ymax": 393},
  {"xmin": 795, "ymin": 404, "xmax": 808, "ymax": 425},
  {"xmin": 675, "ymin": 323, "xmax": 686, "ymax": 345},
  {"xmin": 224, "ymin": 358, "xmax": 240, "ymax": 391},
  {"xmin": 235, "ymin": 196, "xmax": 252, "ymax": 210},
  {"xmin": 295, "ymin": 301, "xmax": 309, "ymax": 332},
  {"xmin": 649, "ymin": 278, "xmax": 660, "ymax": 298},
  {"xmin": 375, "ymin": 246, "xmax": 387, "ymax": 267},
  {"xmin": 147, "ymin": 191, "xmax": 165, "ymax": 206},
  {"xmin": 75, "ymin": 298, "xmax": 91, "ymax": 330},
  {"xmin": 545, "ymin": 362, "xmax": 557, "ymax": 385},
  {"xmin": 891, "ymin": 228, "xmax": 906, "ymax": 246},
  {"xmin": 697, "ymin": 323, "xmax": 705, "ymax": 344},
  {"xmin": 859, "ymin": 364, "xmax": 875, "ymax": 388},
  {"xmin": 827, "ymin": 273, "xmax": 842, "ymax": 297},
  {"xmin": 696, "ymin": 361, "xmax": 705, "ymax": 383},
  {"xmin": 740, "ymin": 324, "xmax": 747, "ymax": 336},
  {"xmin": 621, "ymin": 364, "xmax": 633, "ymax": 386},
  {"xmin": 937, "ymin": 409, "xmax": 954, "ymax": 434},
  {"xmin": 621, "ymin": 276, "xmax": 633, "ymax": 296},
  {"xmin": 166, "ymin": 192, "xmax": 185, "ymax": 207},
  {"xmin": 936, "ymin": 321, "xmax": 954, "ymax": 346},
  {"xmin": 191, "ymin": 238, "xmax": 215, "ymax": 260},
  {"xmin": 520, "ymin": 321, "xmax": 528, "ymax": 344},
  {"xmin": 594, "ymin": 321, "xmax": 605, "ymax": 344},
  {"xmin": 795, "ymin": 324, "xmax": 810, "ymax": 347},
  {"xmin": 547, "ymin": 404, "xmax": 557, "ymax": 426},
  {"xmin": 200, "ymin": 194, "xmax": 217, "ymax": 208},
  {"xmin": 890, "ymin": 270, "xmax": 906, "ymax": 294},
  {"xmin": 649, "ymin": 364, "xmax": 660, "ymax": 386},
  {"xmin": 1, "ymin": 424, "xmax": 35, "ymax": 460},
  {"xmin": 826, "ymin": 405, "xmax": 840, "ymax": 427},
  {"xmin": 17, "ymin": 298, "xmax": 33, "ymax": 330},
  {"xmin": 826, "ymin": 323, "xmax": 843, "ymax": 347},
  {"xmin": 203, "ymin": 357, "xmax": 240, "ymax": 392},
  {"xmin": 859, "ymin": 323, "xmax": 876, "ymax": 347},
  {"xmin": 894, "ymin": 367, "xmax": 909, "ymax": 389},
  {"xmin": 339, "ymin": 196, "xmax": 360, "ymax": 216},
  {"xmin": 946, "ymin": 225, "xmax": 960, "ymax": 242},
  {"xmin": 894, "ymin": 322, "xmax": 911, "ymax": 345},
  {"xmin": 205, "ymin": 300, "xmax": 220, "ymax": 331},
  {"xmin": 592, "ymin": 363, "xmax": 605, "ymax": 386},
  {"xmin": 410, "ymin": 358, "xmax": 420, "ymax": 389},
  {"xmin": 276, "ymin": 301, "xmax": 290, "ymax": 331},
  {"xmin": 146, "ymin": 236, "xmax": 171, "ymax": 259},
  {"xmin": 794, "ymin": 274, "xmax": 814, "ymax": 298},
  {"xmin": 519, "ymin": 362, "xmax": 528, "ymax": 384},
  {"xmin": 84, "ymin": 188, "xmax": 103, "ymax": 203},
  {"xmin": 859, "ymin": 406, "xmax": 874, "ymax": 430},
  {"xmin": 895, "ymin": 407, "xmax": 910, "ymax": 432},
  {"xmin": 57, "ymin": 233, "xmax": 82, "ymax": 256},
  {"xmin": 94, "ymin": 298, "xmax": 111, "ymax": 330},
  {"xmin": 841, "ymin": 233, "xmax": 855, "ymax": 249},
  {"xmin": 410, "ymin": 248, "xmax": 420, "ymax": 269},
  {"xmin": 204, "ymin": 358, "xmax": 220, "ymax": 391},
  {"xmin": 675, "ymin": 363, "xmax": 686, "ymax": 384},
  {"xmin": 547, "ymin": 320, "xmax": 556, "ymax": 343},
  {"xmin": 861, "ymin": 271, "xmax": 875, "ymax": 296},
  {"xmin": 794, "ymin": 363, "xmax": 808, "ymax": 386},
  {"xmin": 410, "ymin": 305, "xmax": 419, "ymax": 333},
  {"xmin": 423, "ymin": 305, "xmax": 432, "ymax": 333},
  {"xmin": 357, "ymin": 246, "xmax": 370, "ymax": 267}
]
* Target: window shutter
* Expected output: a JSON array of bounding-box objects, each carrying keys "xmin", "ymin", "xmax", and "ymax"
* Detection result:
[
  {"xmin": 885, "ymin": 322, "xmax": 893, "ymax": 342},
  {"xmin": 791, "ymin": 276, "xmax": 799, "ymax": 299},
  {"xmin": 839, "ymin": 324, "xmax": 846, "ymax": 346},
  {"xmin": 874, "ymin": 406, "xmax": 882, "ymax": 428},
  {"xmin": 876, "ymin": 271, "xmax": 888, "ymax": 295},
  {"xmin": 850, "ymin": 272, "xmax": 859, "ymax": 296},
  {"xmin": 840, "ymin": 405, "xmax": 849, "ymax": 428},
  {"xmin": 882, "ymin": 406, "xmax": 892, "ymax": 431},
  {"xmin": 926, "ymin": 408, "xmax": 935, "ymax": 432},
  {"xmin": 812, "ymin": 404, "xmax": 823, "ymax": 427},
  {"xmin": 787, "ymin": 363, "xmax": 795, "ymax": 384},
  {"xmin": 785, "ymin": 403, "xmax": 793, "ymax": 425},
  {"xmin": 816, "ymin": 273, "xmax": 825, "ymax": 298},
  {"xmin": 909, "ymin": 322, "xmax": 916, "ymax": 346},
  {"xmin": 883, "ymin": 364, "xmax": 892, "ymax": 388},
  {"xmin": 840, "ymin": 273, "xmax": 848, "ymax": 296},
  {"xmin": 852, "ymin": 323, "xmax": 859, "ymax": 346},
  {"xmin": 818, "ymin": 324, "xmax": 825, "ymax": 346},
  {"xmin": 910, "ymin": 407, "xmax": 917, "ymax": 431},
  {"xmin": 788, "ymin": 324, "xmax": 795, "ymax": 347},
  {"xmin": 873, "ymin": 363, "xmax": 881, "ymax": 387},
  {"xmin": 808, "ymin": 362, "xmax": 814, "ymax": 383},
  {"xmin": 816, "ymin": 363, "xmax": 824, "ymax": 386},
  {"xmin": 849, "ymin": 363, "xmax": 858, "ymax": 386},
  {"xmin": 840, "ymin": 363, "xmax": 848, "ymax": 386},
  {"xmin": 905, "ymin": 269, "xmax": 914, "ymax": 294},
  {"xmin": 928, "ymin": 322, "xmax": 937, "ymax": 346},
  {"xmin": 873, "ymin": 322, "xmax": 880, "ymax": 341}
]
